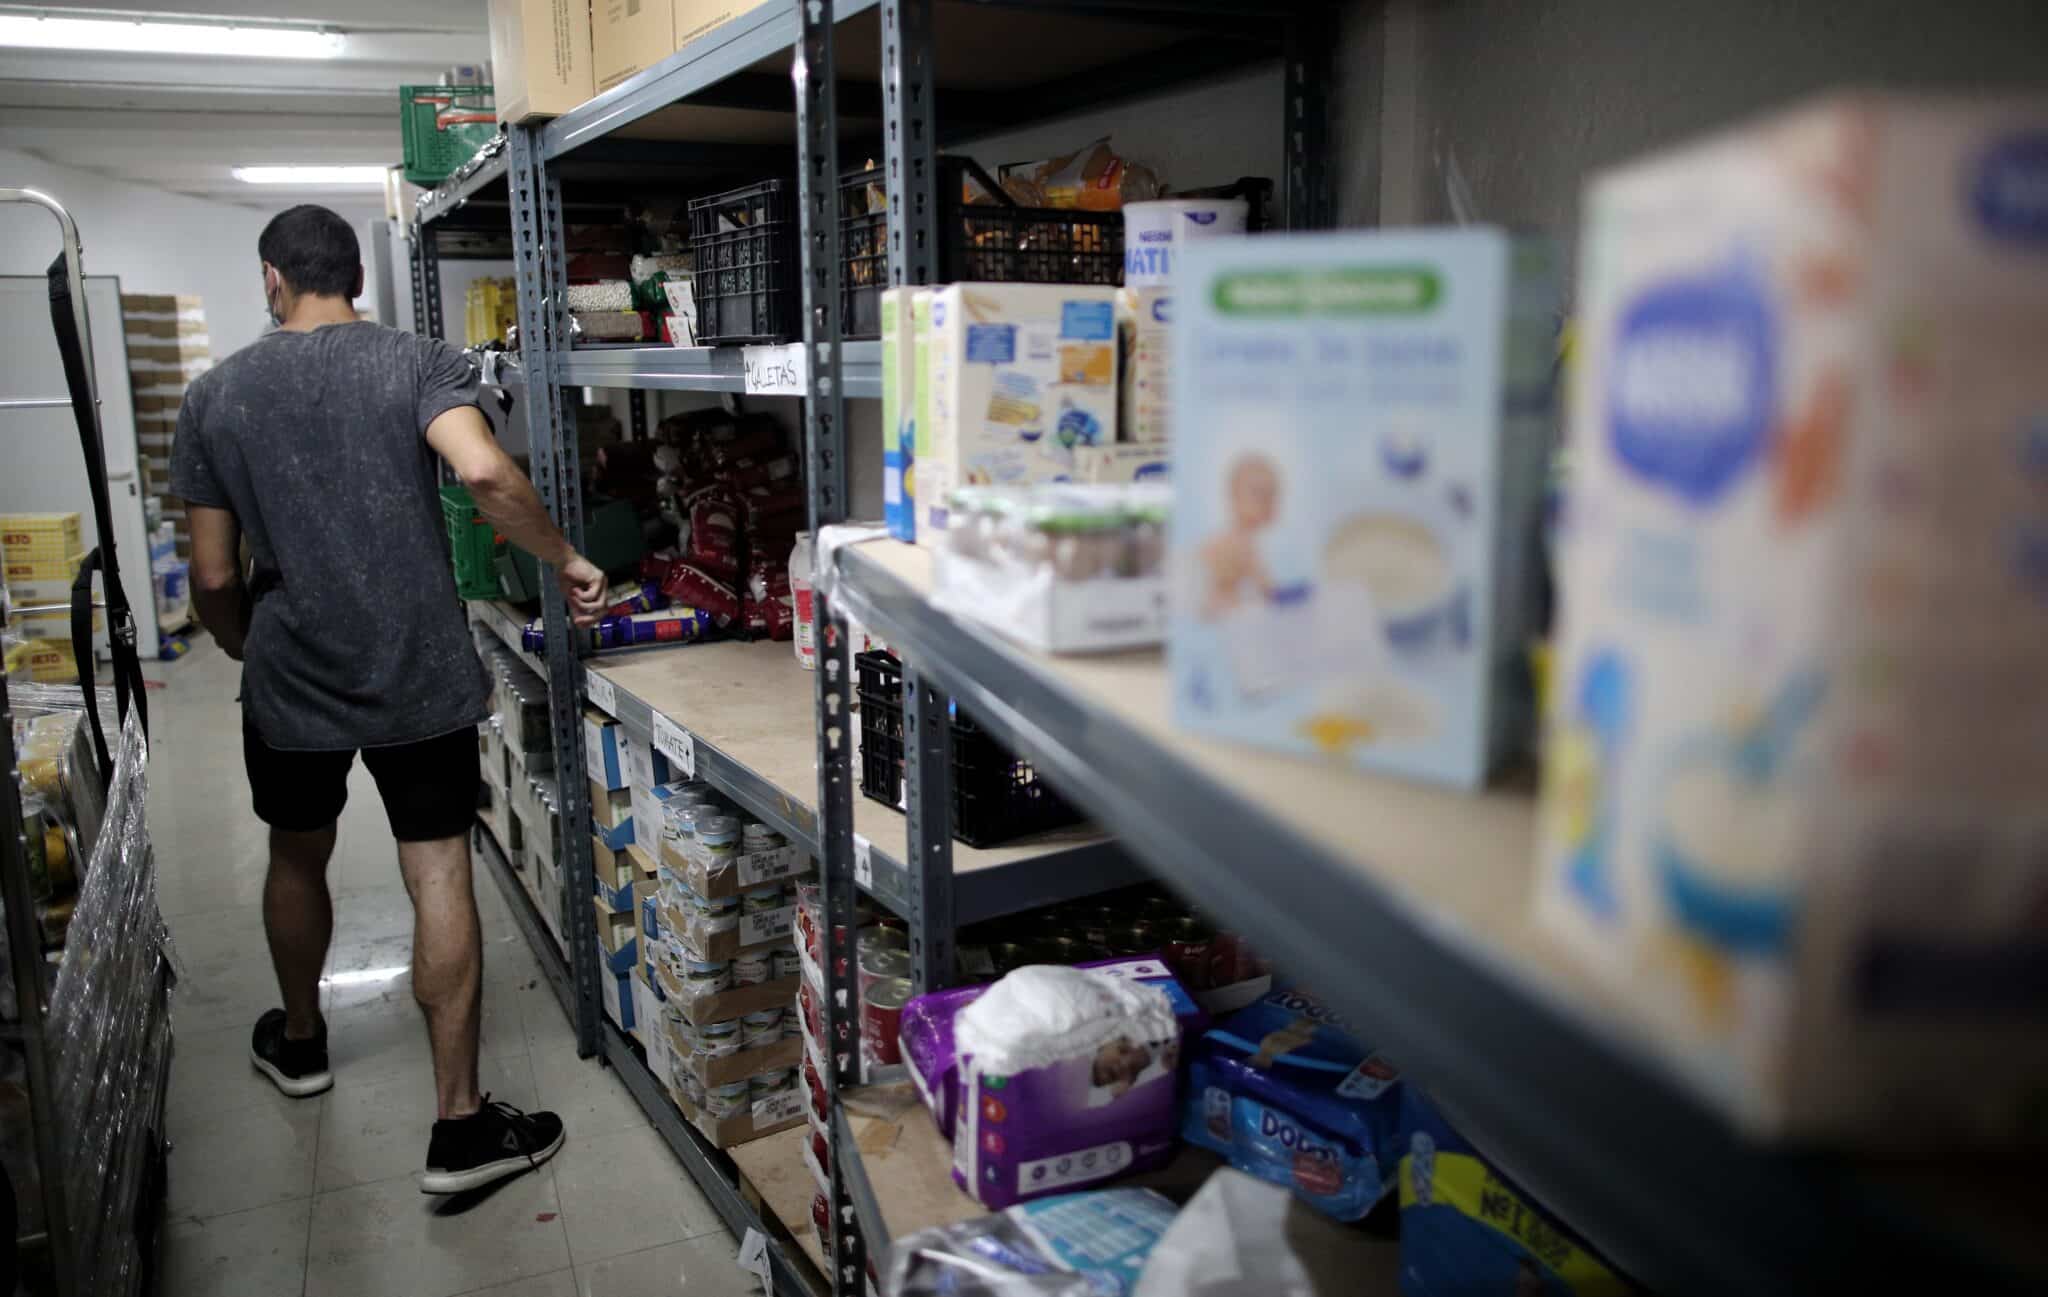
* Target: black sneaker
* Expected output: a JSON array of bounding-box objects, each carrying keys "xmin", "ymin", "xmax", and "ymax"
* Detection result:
[
  {"xmin": 249, "ymin": 1008, "xmax": 333, "ymax": 1098},
  {"xmin": 420, "ymin": 1097, "xmax": 565, "ymax": 1195}
]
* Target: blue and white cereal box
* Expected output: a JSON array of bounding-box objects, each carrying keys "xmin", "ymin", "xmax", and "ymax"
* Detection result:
[
  {"xmin": 1537, "ymin": 95, "xmax": 2048, "ymax": 1142},
  {"xmin": 920, "ymin": 284, "xmax": 1121, "ymax": 545},
  {"xmin": 1169, "ymin": 228, "xmax": 1558, "ymax": 788}
]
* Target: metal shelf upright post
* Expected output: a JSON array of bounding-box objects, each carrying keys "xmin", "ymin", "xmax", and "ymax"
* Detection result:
[
  {"xmin": 795, "ymin": 2, "xmax": 869, "ymax": 1292},
  {"xmin": 506, "ymin": 122, "xmax": 604, "ymax": 1057}
]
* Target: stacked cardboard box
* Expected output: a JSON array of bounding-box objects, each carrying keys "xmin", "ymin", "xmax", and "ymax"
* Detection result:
[
  {"xmin": 121, "ymin": 294, "xmax": 210, "ymax": 562},
  {"xmin": 2, "ymin": 512, "xmax": 96, "ymax": 681}
]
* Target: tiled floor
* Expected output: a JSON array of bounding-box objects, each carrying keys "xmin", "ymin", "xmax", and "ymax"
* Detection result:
[{"xmin": 151, "ymin": 643, "xmax": 755, "ymax": 1297}]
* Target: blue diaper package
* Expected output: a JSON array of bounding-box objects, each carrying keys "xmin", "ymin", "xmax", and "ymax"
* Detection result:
[
  {"xmin": 1397, "ymin": 1088, "xmax": 1633, "ymax": 1296},
  {"xmin": 1179, "ymin": 987, "xmax": 1403, "ymax": 1221}
]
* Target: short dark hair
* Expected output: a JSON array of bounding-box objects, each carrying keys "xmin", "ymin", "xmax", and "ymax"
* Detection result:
[{"xmin": 258, "ymin": 204, "xmax": 360, "ymax": 297}]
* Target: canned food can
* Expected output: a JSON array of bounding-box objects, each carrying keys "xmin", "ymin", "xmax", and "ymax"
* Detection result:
[
  {"xmin": 741, "ymin": 884, "xmax": 785, "ymax": 914},
  {"xmin": 1208, "ymin": 931, "xmax": 1264, "ymax": 988},
  {"xmin": 750, "ymin": 1067, "xmax": 795, "ymax": 1099},
  {"xmin": 858, "ymin": 945, "xmax": 912, "ymax": 1000},
  {"xmin": 697, "ymin": 1018, "xmax": 742, "ymax": 1057},
  {"xmin": 1162, "ymin": 916, "xmax": 1216, "ymax": 990},
  {"xmin": 773, "ymin": 948, "xmax": 803, "ymax": 980},
  {"xmin": 1106, "ymin": 921, "xmax": 1158, "ymax": 957},
  {"xmin": 860, "ymin": 976, "xmax": 913, "ymax": 1067},
  {"xmin": 682, "ymin": 957, "xmax": 732, "ymax": 996},
  {"xmin": 857, "ymin": 925, "xmax": 908, "ymax": 962},
  {"xmin": 743, "ymin": 821, "xmax": 784, "ymax": 853},
  {"xmin": 706, "ymin": 1079, "xmax": 751, "ymax": 1118},
  {"xmin": 742, "ymin": 1008, "xmax": 784, "ymax": 1048},
  {"xmin": 732, "ymin": 950, "xmax": 771, "ymax": 986}
]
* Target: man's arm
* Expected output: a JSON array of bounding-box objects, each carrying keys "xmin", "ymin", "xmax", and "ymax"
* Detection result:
[
  {"xmin": 426, "ymin": 405, "xmax": 607, "ymax": 626},
  {"xmin": 189, "ymin": 504, "xmax": 251, "ymax": 661}
]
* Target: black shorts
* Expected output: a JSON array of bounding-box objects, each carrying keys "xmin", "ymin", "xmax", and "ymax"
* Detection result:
[{"xmin": 244, "ymin": 722, "xmax": 481, "ymax": 842}]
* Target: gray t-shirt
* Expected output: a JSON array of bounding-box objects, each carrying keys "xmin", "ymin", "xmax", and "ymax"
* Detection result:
[{"xmin": 170, "ymin": 321, "xmax": 491, "ymax": 751}]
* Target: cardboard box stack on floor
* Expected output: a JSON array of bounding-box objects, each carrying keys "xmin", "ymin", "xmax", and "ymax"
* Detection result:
[
  {"xmin": 121, "ymin": 294, "xmax": 210, "ymax": 562},
  {"xmin": 2, "ymin": 511, "xmax": 93, "ymax": 681}
]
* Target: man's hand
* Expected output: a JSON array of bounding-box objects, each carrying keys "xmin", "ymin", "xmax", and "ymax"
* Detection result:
[{"xmin": 558, "ymin": 554, "xmax": 607, "ymax": 627}]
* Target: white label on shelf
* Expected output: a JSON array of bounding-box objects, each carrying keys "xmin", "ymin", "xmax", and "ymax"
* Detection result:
[
  {"xmin": 742, "ymin": 343, "xmax": 807, "ymax": 396},
  {"xmin": 852, "ymin": 833, "xmax": 872, "ymax": 889},
  {"xmin": 752, "ymin": 1089, "xmax": 804, "ymax": 1127},
  {"xmin": 740, "ymin": 904, "xmax": 796, "ymax": 946},
  {"xmin": 585, "ymin": 671, "xmax": 616, "ymax": 717},
  {"xmin": 651, "ymin": 712, "xmax": 695, "ymax": 777}
]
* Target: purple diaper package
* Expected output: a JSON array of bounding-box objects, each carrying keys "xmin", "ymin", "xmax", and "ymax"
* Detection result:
[
  {"xmin": 901, "ymin": 957, "xmax": 1207, "ymax": 1141},
  {"xmin": 951, "ymin": 965, "xmax": 1185, "ymax": 1209}
]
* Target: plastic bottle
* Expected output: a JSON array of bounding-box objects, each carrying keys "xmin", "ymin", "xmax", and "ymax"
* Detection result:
[{"xmin": 790, "ymin": 532, "xmax": 816, "ymax": 671}]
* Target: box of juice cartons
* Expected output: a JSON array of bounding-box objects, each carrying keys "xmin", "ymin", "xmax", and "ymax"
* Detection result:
[
  {"xmin": 1168, "ymin": 228, "xmax": 1558, "ymax": 789},
  {"xmin": 1536, "ymin": 95, "xmax": 2048, "ymax": 1142},
  {"xmin": 919, "ymin": 284, "xmax": 1120, "ymax": 547}
]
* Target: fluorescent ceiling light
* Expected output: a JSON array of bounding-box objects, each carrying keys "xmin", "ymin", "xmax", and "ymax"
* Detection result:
[
  {"xmin": 0, "ymin": 14, "xmax": 344, "ymax": 59},
  {"xmin": 233, "ymin": 165, "xmax": 387, "ymax": 186}
]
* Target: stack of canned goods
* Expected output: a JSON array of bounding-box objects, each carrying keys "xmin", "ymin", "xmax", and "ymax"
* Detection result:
[{"xmin": 951, "ymin": 884, "xmax": 1265, "ymax": 992}]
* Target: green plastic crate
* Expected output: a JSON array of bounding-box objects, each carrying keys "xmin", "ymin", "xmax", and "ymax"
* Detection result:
[
  {"xmin": 402, "ymin": 84, "xmax": 496, "ymax": 188},
  {"xmin": 439, "ymin": 484, "xmax": 501, "ymax": 600}
]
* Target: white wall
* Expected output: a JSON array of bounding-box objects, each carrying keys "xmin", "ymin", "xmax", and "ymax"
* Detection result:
[
  {"xmin": 0, "ymin": 147, "xmax": 382, "ymax": 356},
  {"xmin": 1343, "ymin": 0, "xmax": 2048, "ymax": 283}
]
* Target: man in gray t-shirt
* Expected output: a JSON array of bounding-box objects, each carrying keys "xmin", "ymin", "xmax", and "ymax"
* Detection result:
[{"xmin": 172, "ymin": 204, "xmax": 605, "ymax": 1194}]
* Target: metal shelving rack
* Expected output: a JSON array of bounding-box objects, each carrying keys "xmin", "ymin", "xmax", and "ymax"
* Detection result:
[
  {"xmin": 415, "ymin": 6, "xmax": 2041, "ymax": 1297},
  {"xmin": 418, "ymin": 3, "xmax": 1344, "ymax": 1294}
]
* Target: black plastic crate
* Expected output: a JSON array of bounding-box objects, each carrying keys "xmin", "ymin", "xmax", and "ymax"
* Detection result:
[
  {"xmin": 839, "ymin": 157, "xmax": 1124, "ymax": 340},
  {"xmin": 855, "ymin": 650, "xmax": 1083, "ymax": 848},
  {"xmin": 688, "ymin": 179, "xmax": 800, "ymax": 345}
]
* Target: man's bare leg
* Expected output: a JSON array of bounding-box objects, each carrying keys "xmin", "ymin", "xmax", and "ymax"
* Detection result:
[
  {"xmin": 264, "ymin": 825, "xmax": 337, "ymax": 1039},
  {"xmin": 398, "ymin": 832, "xmax": 484, "ymax": 1120}
]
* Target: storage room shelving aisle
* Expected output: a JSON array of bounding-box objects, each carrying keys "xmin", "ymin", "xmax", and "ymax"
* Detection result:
[{"xmin": 149, "ymin": 642, "xmax": 753, "ymax": 1297}]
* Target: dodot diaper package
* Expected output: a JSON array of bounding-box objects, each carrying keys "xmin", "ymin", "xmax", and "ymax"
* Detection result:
[
  {"xmin": 1536, "ymin": 94, "xmax": 2048, "ymax": 1142},
  {"xmin": 917, "ymin": 284, "xmax": 1122, "ymax": 546},
  {"xmin": 1180, "ymin": 987, "xmax": 1403, "ymax": 1222},
  {"xmin": 1396, "ymin": 1088, "xmax": 1632, "ymax": 1297},
  {"xmin": 952, "ymin": 965, "xmax": 1184, "ymax": 1209},
  {"xmin": 1169, "ymin": 228, "xmax": 1559, "ymax": 788}
]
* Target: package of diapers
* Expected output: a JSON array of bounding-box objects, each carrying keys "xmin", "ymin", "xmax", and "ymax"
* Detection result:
[
  {"xmin": 1181, "ymin": 987, "xmax": 1403, "ymax": 1221},
  {"xmin": 904, "ymin": 957, "xmax": 1206, "ymax": 1140},
  {"xmin": 953, "ymin": 966, "xmax": 1183, "ymax": 1208},
  {"xmin": 1397, "ymin": 1088, "xmax": 1634, "ymax": 1296}
]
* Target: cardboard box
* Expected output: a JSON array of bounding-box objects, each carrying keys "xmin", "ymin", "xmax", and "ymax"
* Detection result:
[
  {"xmin": 672, "ymin": 1083, "xmax": 805, "ymax": 1149},
  {"xmin": 3, "ymin": 577, "xmax": 76, "ymax": 606},
  {"xmin": 592, "ymin": 0, "xmax": 676, "ymax": 92},
  {"xmin": 489, "ymin": 0, "xmax": 594, "ymax": 123},
  {"xmin": 625, "ymin": 841, "xmax": 659, "ymax": 883},
  {"xmin": 23, "ymin": 643, "xmax": 74, "ymax": 683},
  {"xmin": 631, "ymin": 964, "xmax": 664, "ymax": 1047},
  {"xmin": 590, "ymin": 778, "xmax": 633, "ymax": 848},
  {"xmin": 650, "ymin": 967, "xmax": 798, "ymax": 1028},
  {"xmin": 1073, "ymin": 443, "xmax": 1170, "ymax": 484},
  {"xmin": 659, "ymin": 836, "xmax": 810, "ymax": 899},
  {"xmin": 595, "ymin": 871, "xmax": 636, "ymax": 914},
  {"xmin": 592, "ymin": 834, "xmax": 633, "ymax": 894},
  {"xmin": 1170, "ymin": 228, "xmax": 1554, "ymax": 789},
  {"xmin": 0, "ymin": 514, "xmax": 82, "ymax": 566},
  {"xmin": 584, "ymin": 709, "xmax": 629, "ymax": 789},
  {"xmin": 600, "ymin": 965, "xmax": 633, "ymax": 1032},
  {"xmin": 595, "ymin": 894, "xmax": 638, "ymax": 953},
  {"xmin": 672, "ymin": 0, "xmax": 773, "ymax": 49},
  {"xmin": 1537, "ymin": 94, "xmax": 2048, "ymax": 1144},
  {"xmin": 656, "ymin": 897, "xmax": 795, "ymax": 963},
  {"xmin": 664, "ymin": 1023, "xmax": 799, "ymax": 1088},
  {"xmin": 922, "ymin": 284, "xmax": 1120, "ymax": 546}
]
